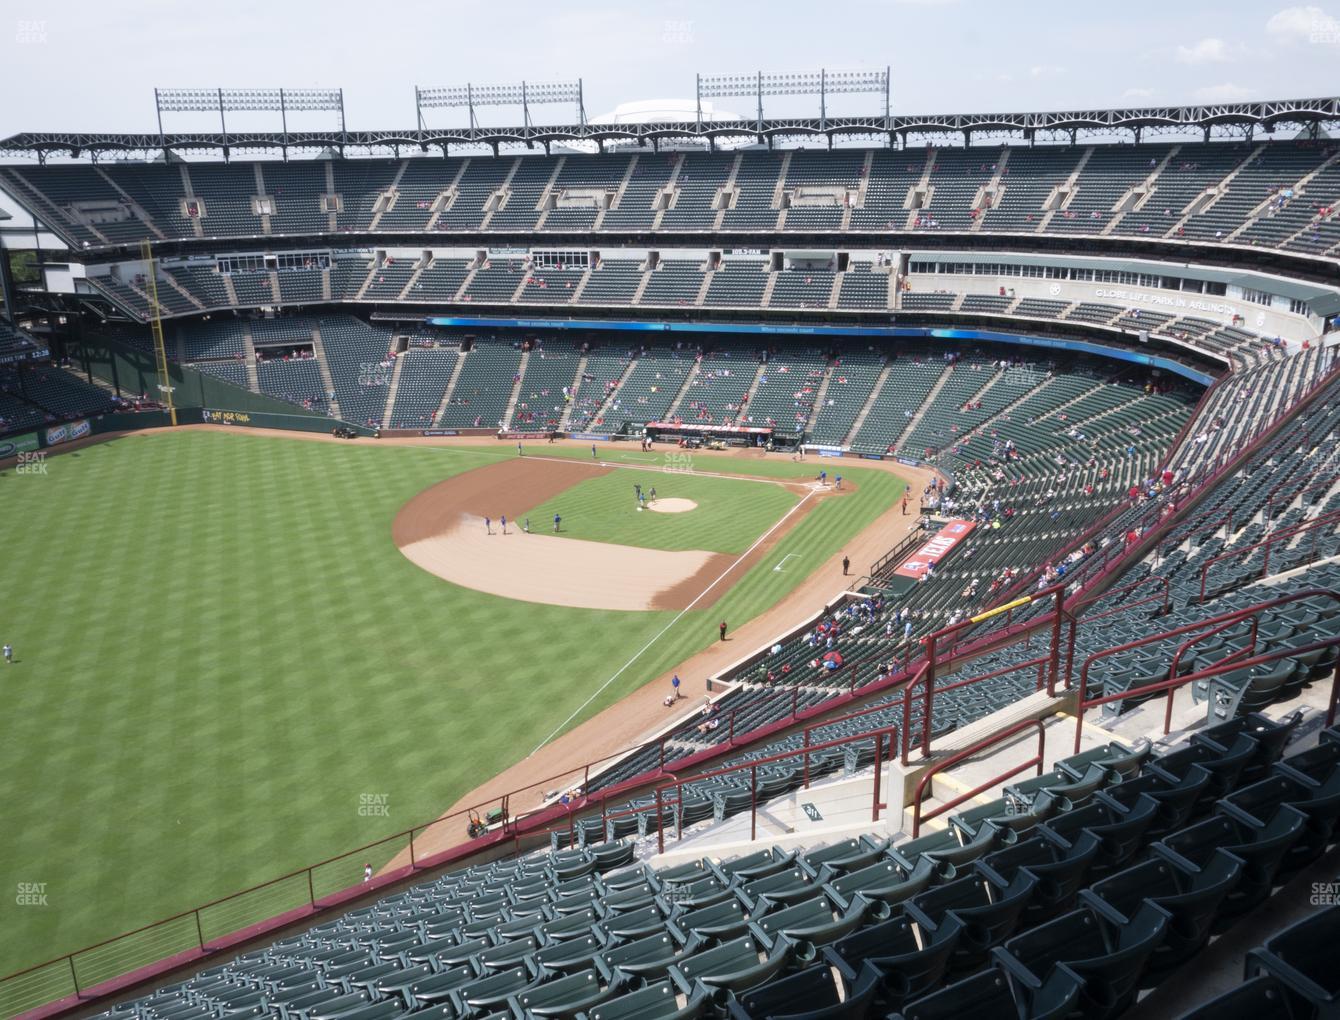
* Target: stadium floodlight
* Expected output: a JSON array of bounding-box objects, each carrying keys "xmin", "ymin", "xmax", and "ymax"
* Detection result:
[
  {"xmin": 153, "ymin": 87, "xmax": 347, "ymax": 156},
  {"xmin": 415, "ymin": 79, "xmax": 585, "ymax": 132},
  {"xmin": 696, "ymin": 68, "xmax": 890, "ymax": 130}
]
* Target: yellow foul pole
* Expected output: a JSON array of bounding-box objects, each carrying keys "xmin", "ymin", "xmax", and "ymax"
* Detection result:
[{"xmin": 139, "ymin": 238, "xmax": 177, "ymax": 425}]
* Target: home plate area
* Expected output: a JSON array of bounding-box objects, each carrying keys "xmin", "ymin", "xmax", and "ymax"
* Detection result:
[{"xmin": 647, "ymin": 498, "xmax": 697, "ymax": 514}]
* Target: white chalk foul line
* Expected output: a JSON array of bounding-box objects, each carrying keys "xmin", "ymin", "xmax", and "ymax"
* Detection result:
[{"xmin": 527, "ymin": 486, "xmax": 818, "ymax": 756}]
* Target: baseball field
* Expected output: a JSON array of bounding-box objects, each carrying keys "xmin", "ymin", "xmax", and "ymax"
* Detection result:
[{"xmin": 0, "ymin": 429, "xmax": 909, "ymax": 986}]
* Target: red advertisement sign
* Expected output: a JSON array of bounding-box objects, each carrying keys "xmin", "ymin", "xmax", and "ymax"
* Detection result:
[{"xmin": 893, "ymin": 520, "xmax": 977, "ymax": 580}]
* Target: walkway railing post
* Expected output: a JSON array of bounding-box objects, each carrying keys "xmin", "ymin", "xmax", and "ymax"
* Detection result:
[
  {"xmin": 871, "ymin": 732, "xmax": 884, "ymax": 823},
  {"xmin": 750, "ymin": 765, "xmax": 758, "ymax": 842},
  {"xmin": 921, "ymin": 636, "xmax": 936, "ymax": 759},
  {"xmin": 1047, "ymin": 584, "xmax": 1064, "ymax": 695},
  {"xmin": 1329, "ymin": 652, "xmax": 1340, "ymax": 728},
  {"xmin": 655, "ymin": 786, "xmax": 665, "ymax": 855}
]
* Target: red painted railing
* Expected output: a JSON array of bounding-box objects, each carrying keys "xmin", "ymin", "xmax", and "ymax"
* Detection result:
[
  {"xmin": 1198, "ymin": 509, "xmax": 1340, "ymax": 602},
  {"xmin": 594, "ymin": 723, "xmax": 901, "ymax": 854},
  {"xmin": 910, "ymin": 718, "xmax": 1047, "ymax": 837},
  {"xmin": 899, "ymin": 583, "xmax": 1067, "ymax": 765},
  {"xmin": 1072, "ymin": 588, "xmax": 1340, "ymax": 753}
]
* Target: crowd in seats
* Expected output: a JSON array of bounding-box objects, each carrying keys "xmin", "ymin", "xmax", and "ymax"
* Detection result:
[
  {"xmin": 809, "ymin": 352, "xmax": 886, "ymax": 447},
  {"xmin": 439, "ymin": 341, "xmax": 524, "ymax": 430},
  {"xmin": 511, "ymin": 342, "xmax": 582, "ymax": 433},
  {"xmin": 387, "ymin": 348, "xmax": 458, "ymax": 430},
  {"xmin": 566, "ymin": 352, "xmax": 634, "ymax": 433},
  {"xmin": 741, "ymin": 349, "xmax": 828, "ymax": 436},
  {"xmin": 703, "ymin": 261, "xmax": 768, "ymax": 309},
  {"xmin": 597, "ymin": 345, "xmax": 696, "ymax": 431},
  {"xmin": 586, "ymin": 353, "xmax": 1335, "ymax": 821}
]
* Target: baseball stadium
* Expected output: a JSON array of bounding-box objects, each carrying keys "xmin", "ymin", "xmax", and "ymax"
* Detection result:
[{"xmin": 2, "ymin": 6, "xmax": 1340, "ymax": 1018}]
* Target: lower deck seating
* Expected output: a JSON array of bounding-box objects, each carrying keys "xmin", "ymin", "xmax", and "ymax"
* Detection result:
[{"xmin": 439, "ymin": 341, "xmax": 524, "ymax": 429}]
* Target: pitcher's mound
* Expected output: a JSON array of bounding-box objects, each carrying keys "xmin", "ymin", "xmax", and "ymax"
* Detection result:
[{"xmin": 648, "ymin": 498, "xmax": 698, "ymax": 514}]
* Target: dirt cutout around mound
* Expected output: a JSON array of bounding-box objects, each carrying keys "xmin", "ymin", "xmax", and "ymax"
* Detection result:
[
  {"xmin": 647, "ymin": 498, "xmax": 697, "ymax": 514},
  {"xmin": 392, "ymin": 457, "xmax": 825, "ymax": 612}
]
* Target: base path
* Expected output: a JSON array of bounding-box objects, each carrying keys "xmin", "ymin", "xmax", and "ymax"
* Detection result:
[{"xmin": 392, "ymin": 458, "xmax": 823, "ymax": 612}]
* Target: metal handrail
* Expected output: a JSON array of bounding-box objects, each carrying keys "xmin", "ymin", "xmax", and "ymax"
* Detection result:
[
  {"xmin": 1031, "ymin": 358, "xmax": 1340, "ymax": 615},
  {"xmin": 899, "ymin": 582, "xmax": 1067, "ymax": 764},
  {"xmin": 601, "ymin": 723, "xmax": 903, "ymax": 853},
  {"xmin": 1074, "ymin": 588, "xmax": 1337, "ymax": 701},
  {"xmin": 1072, "ymin": 587, "xmax": 1340, "ymax": 752},
  {"xmin": 1198, "ymin": 508, "xmax": 1340, "ymax": 602},
  {"xmin": 15, "ymin": 362, "xmax": 1339, "ymax": 1020},
  {"xmin": 1263, "ymin": 465, "xmax": 1339, "ymax": 518},
  {"xmin": 911, "ymin": 718, "xmax": 1046, "ymax": 836},
  {"xmin": 900, "ymin": 651, "xmax": 1050, "ymax": 765},
  {"xmin": 870, "ymin": 527, "xmax": 926, "ymax": 579},
  {"xmin": 1071, "ymin": 573, "xmax": 1171, "ymax": 619},
  {"xmin": 1074, "ymin": 634, "xmax": 1340, "ymax": 755}
]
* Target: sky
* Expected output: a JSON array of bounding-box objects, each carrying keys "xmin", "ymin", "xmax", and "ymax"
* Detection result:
[{"xmin": 2, "ymin": 0, "xmax": 1338, "ymax": 137}]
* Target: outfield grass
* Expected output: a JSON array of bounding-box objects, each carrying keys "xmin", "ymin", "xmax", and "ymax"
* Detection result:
[
  {"xmin": 523, "ymin": 469, "xmax": 799, "ymax": 553},
  {"xmin": 0, "ymin": 432, "xmax": 902, "ymax": 996}
]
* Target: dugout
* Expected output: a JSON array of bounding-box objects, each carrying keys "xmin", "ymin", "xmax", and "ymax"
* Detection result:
[{"xmin": 646, "ymin": 420, "xmax": 774, "ymax": 448}]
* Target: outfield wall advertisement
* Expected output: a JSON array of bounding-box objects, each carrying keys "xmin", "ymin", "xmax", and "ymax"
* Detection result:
[
  {"xmin": 45, "ymin": 420, "xmax": 91, "ymax": 446},
  {"xmin": 0, "ymin": 432, "xmax": 40, "ymax": 457},
  {"xmin": 201, "ymin": 408, "xmax": 376, "ymax": 436}
]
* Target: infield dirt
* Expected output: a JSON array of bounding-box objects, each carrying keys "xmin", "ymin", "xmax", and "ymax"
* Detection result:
[{"xmin": 392, "ymin": 457, "xmax": 826, "ymax": 611}]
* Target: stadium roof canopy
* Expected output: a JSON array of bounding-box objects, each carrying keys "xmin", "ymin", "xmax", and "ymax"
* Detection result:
[{"xmin": 3, "ymin": 95, "xmax": 1337, "ymax": 161}]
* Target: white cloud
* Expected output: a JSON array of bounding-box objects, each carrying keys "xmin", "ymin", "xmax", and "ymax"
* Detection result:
[
  {"xmin": 1029, "ymin": 64, "xmax": 1066, "ymax": 78},
  {"xmin": 1194, "ymin": 83, "xmax": 1254, "ymax": 102},
  {"xmin": 1122, "ymin": 87, "xmax": 1156, "ymax": 100},
  {"xmin": 1175, "ymin": 37, "xmax": 1239, "ymax": 63},
  {"xmin": 1266, "ymin": 5, "xmax": 1337, "ymax": 41}
]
